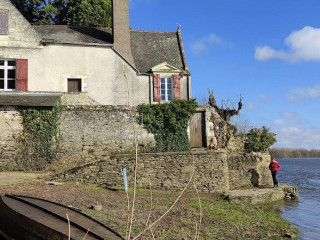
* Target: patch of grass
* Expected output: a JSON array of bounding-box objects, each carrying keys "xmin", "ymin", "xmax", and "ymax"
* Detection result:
[{"xmin": 189, "ymin": 199, "xmax": 298, "ymax": 239}]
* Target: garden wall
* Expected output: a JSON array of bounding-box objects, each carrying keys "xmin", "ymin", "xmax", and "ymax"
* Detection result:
[{"xmin": 0, "ymin": 105, "xmax": 154, "ymax": 169}]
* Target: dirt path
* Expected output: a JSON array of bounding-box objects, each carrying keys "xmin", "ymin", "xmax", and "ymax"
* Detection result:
[{"xmin": 0, "ymin": 172, "xmax": 47, "ymax": 186}]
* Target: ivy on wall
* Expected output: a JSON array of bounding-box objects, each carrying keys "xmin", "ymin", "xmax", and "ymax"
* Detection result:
[
  {"xmin": 17, "ymin": 100, "xmax": 62, "ymax": 170},
  {"xmin": 137, "ymin": 99, "xmax": 198, "ymax": 152}
]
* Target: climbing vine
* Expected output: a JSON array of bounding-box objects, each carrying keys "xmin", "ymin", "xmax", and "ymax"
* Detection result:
[
  {"xmin": 17, "ymin": 100, "xmax": 62, "ymax": 170},
  {"xmin": 137, "ymin": 99, "xmax": 198, "ymax": 152}
]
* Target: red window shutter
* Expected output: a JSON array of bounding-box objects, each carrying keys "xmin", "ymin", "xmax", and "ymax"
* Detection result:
[
  {"xmin": 16, "ymin": 59, "xmax": 28, "ymax": 92},
  {"xmin": 0, "ymin": 10, "xmax": 9, "ymax": 35},
  {"xmin": 173, "ymin": 74, "xmax": 181, "ymax": 99},
  {"xmin": 153, "ymin": 74, "xmax": 161, "ymax": 102}
]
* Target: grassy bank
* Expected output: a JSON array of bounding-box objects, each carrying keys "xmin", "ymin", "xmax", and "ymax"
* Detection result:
[{"xmin": 0, "ymin": 181, "xmax": 297, "ymax": 239}]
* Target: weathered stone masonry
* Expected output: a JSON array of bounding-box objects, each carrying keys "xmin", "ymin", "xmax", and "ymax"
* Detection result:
[
  {"xmin": 0, "ymin": 105, "xmax": 154, "ymax": 169},
  {"xmin": 57, "ymin": 105, "xmax": 155, "ymax": 168},
  {"xmin": 54, "ymin": 151, "xmax": 273, "ymax": 193}
]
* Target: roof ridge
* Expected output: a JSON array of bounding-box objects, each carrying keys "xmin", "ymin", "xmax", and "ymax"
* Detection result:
[
  {"xmin": 32, "ymin": 25, "xmax": 112, "ymax": 30},
  {"xmin": 130, "ymin": 29, "xmax": 176, "ymax": 34}
]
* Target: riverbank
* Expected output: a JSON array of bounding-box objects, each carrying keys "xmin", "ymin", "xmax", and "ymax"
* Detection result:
[{"xmin": 0, "ymin": 176, "xmax": 298, "ymax": 239}]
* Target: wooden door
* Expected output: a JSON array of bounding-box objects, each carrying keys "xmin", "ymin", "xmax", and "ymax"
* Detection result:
[{"xmin": 190, "ymin": 112, "xmax": 206, "ymax": 148}]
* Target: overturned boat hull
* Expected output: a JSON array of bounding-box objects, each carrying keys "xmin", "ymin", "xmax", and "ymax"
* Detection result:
[{"xmin": 0, "ymin": 194, "xmax": 124, "ymax": 240}]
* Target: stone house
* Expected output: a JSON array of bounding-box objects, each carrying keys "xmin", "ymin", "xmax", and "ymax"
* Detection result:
[
  {"xmin": 0, "ymin": 0, "xmax": 190, "ymax": 106},
  {"xmin": 0, "ymin": 0, "xmax": 199, "ymax": 168}
]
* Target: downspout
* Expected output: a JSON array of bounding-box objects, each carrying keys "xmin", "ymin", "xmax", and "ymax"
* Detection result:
[{"xmin": 149, "ymin": 75, "xmax": 153, "ymax": 104}]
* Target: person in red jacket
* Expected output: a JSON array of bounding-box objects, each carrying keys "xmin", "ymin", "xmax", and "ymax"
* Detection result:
[{"xmin": 269, "ymin": 157, "xmax": 281, "ymax": 188}]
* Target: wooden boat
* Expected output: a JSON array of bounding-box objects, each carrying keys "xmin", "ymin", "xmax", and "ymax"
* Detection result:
[{"xmin": 0, "ymin": 194, "xmax": 124, "ymax": 240}]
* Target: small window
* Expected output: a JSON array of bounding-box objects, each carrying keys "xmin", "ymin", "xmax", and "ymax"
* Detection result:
[
  {"xmin": 68, "ymin": 78, "xmax": 81, "ymax": 92},
  {"xmin": 0, "ymin": 10, "xmax": 9, "ymax": 35},
  {"xmin": 160, "ymin": 77, "xmax": 172, "ymax": 101},
  {"xmin": 0, "ymin": 60, "xmax": 16, "ymax": 91}
]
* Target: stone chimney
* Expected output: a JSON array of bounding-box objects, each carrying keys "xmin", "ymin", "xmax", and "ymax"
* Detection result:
[{"xmin": 112, "ymin": 0, "xmax": 135, "ymax": 67}]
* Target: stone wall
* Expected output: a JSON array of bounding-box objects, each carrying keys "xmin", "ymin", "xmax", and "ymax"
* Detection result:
[
  {"xmin": 228, "ymin": 152, "xmax": 273, "ymax": 189},
  {"xmin": 54, "ymin": 151, "xmax": 273, "ymax": 193},
  {"xmin": 0, "ymin": 106, "xmax": 22, "ymax": 169},
  {"xmin": 55, "ymin": 150, "xmax": 230, "ymax": 193},
  {"xmin": 57, "ymin": 105, "xmax": 155, "ymax": 168},
  {"xmin": 0, "ymin": 105, "xmax": 154, "ymax": 169}
]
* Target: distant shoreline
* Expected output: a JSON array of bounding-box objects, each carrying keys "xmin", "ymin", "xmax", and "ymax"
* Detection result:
[{"xmin": 270, "ymin": 148, "xmax": 320, "ymax": 159}]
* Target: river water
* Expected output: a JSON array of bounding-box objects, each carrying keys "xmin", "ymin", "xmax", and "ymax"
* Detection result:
[{"xmin": 278, "ymin": 158, "xmax": 320, "ymax": 240}]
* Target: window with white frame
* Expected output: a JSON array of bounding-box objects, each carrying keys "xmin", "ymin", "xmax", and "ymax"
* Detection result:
[
  {"xmin": 0, "ymin": 60, "xmax": 16, "ymax": 91},
  {"xmin": 160, "ymin": 77, "xmax": 172, "ymax": 101}
]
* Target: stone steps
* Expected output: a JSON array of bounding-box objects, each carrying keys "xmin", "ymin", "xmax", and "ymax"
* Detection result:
[{"xmin": 227, "ymin": 184, "xmax": 298, "ymax": 204}]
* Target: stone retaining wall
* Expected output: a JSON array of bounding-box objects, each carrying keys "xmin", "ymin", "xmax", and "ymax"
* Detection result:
[
  {"xmin": 228, "ymin": 152, "xmax": 273, "ymax": 189},
  {"xmin": 55, "ymin": 150, "xmax": 230, "ymax": 193},
  {"xmin": 54, "ymin": 151, "xmax": 273, "ymax": 193}
]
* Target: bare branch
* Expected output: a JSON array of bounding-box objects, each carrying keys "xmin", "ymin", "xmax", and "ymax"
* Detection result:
[
  {"xmin": 124, "ymin": 73, "xmax": 139, "ymax": 240},
  {"xmin": 133, "ymin": 160, "xmax": 195, "ymax": 240},
  {"xmin": 193, "ymin": 183, "xmax": 202, "ymax": 240}
]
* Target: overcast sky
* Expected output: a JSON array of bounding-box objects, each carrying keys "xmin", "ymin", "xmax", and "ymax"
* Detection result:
[{"xmin": 130, "ymin": 0, "xmax": 320, "ymax": 150}]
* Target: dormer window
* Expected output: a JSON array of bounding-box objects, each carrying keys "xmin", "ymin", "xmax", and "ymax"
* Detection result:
[
  {"xmin": 151, "ymin": 62, "xmax": 182, "ymax": 103},
  {"xmin": 0, "ymin": 10, "xmax": 9, "ymax": 35},
  {"xmin": 161, "ymin": 77, "xmax": 172, "ymax": 101},
  {"xmin": 0, "ymin": 60, "xmax": 16, "ymax": 91}
]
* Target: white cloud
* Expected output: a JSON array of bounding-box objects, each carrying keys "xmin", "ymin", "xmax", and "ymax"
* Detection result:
[
  {"xmin": 255, "ymin": 26, "xmax": 320, "ymax": 62},
  {"xmin": 283, "ymin": 112, "xmax": 294, "ymax": 118},
  {"xmin": 272, "ymin": 112, "xmax": 304, "ymax": 126},
  {"xmin": 274, "ymin": 127, "xmax": 320, "ymax": 150},
  {"xmin": 245, "ymin": 103, "xmax": 257, "ymax": 111},
  {"xmin": 287, "ymin": 94, "xmax": 302, "ymax": 104},
  {"xmin": 273, "ymin": 119, "xmax": 286, "ymax": 125},
  {"xmin": 283, "ymin": 111, "xmax": 304, "ymax": 125},
  {"xmin": 255, "ymin": 46, "xmax": 287, "ymax": 61},
  {"xmin": 288, "ymin": 85, "xmax": 320, "ymax": 104},
  {"xmin": 290, "ymin": 85, "xmax": 320, "ymax": 98},
  {"xmin": 191, "ymin": 33, "xmax": 222, "ymax": 54},
  {"xmin": 258, "ymin": 94, "xmax": 267, "ymax": 100}
]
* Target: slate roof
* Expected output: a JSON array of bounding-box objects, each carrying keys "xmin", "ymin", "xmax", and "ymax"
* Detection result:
[
  {"xmin": 33, "ymin": 25, "xmax": 113, "ymax": 44},
  {"xmin": 130, "ymin": 30, "xmax": 187, "ymax": 74},
  {"xmin": 32, "ymin": 26, "xmax": 188, "ymax": 74}
]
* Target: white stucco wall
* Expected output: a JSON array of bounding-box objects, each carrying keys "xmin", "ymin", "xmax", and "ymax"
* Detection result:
[{"xmin": 0, "ymin": 44, "xmax": 151, "ymax": 106}]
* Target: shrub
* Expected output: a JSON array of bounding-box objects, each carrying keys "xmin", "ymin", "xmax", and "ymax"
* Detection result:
[
  {"xmin": 137, "ymin": 99, "xmax": 198, "ymax": 152},
  {"xmin": 244, "ymin": 126, "xmax": 276, "ymax": 152}
]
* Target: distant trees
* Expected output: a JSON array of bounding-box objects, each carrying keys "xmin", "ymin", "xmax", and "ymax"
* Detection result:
[
  {"xmin": 10, "ymin": 0, "xmax": 112, "ymax": 27},
  {"xmin": 269, "ymin": 148, "xmax": 320, "ymax": 158}
]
